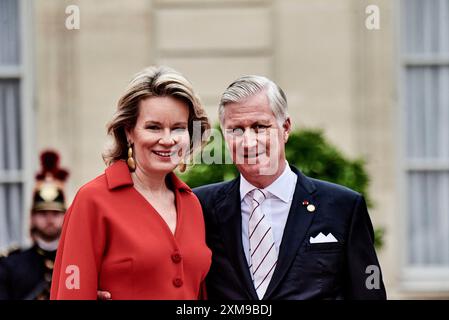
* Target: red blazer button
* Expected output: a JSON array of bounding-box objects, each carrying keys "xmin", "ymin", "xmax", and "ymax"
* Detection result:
[
  {"xmin": 171, "ymin": 253, "xmax": 182, "ymax": 263},
  {"xmin": 173, "ymin": 278, "xmax": 183, "ymax": 287}
]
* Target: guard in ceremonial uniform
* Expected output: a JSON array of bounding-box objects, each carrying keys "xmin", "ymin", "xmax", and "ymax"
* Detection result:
[{"xmin": 0, "ymin": 150, "xmax": 69, "ymax": 300}]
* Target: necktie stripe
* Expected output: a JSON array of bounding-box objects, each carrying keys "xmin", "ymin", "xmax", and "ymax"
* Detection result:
[
  {"xmin": 251, "ymin": 227, "xmax": 271, "ymax": 258},
  {"xmin": 253, "ymin": 242, "xmax": 275, "ymax": 274},
  {"xmin": 249, "ymin": 201, "xmax": 260, "ymax": 221},
  {"xmin": 249, "ymin": 215, "xmax": 265, "ymax": 239},
  {"xmin": 255, "ymin": 261, "xmax": 277, "ymax": 291}
]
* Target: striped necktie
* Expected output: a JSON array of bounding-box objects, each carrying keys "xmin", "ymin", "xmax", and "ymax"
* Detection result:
[{"xmin": 248, "ymin": 188, "xmax": 277, "ymax": 299}]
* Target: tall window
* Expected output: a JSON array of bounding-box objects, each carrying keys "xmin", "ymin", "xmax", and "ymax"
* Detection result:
[
  {"xmin": 402, "ymin": 0, "xmax": 449, "ymax": 285},
  {"xmin": 0, "ymin": 0, "xmax": 32, "ymax": 251}
]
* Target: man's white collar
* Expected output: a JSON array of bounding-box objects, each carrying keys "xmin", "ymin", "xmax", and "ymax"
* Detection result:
[{"xmin": 240, "ymin": 161, "xmax": 297, "ymax": 203}]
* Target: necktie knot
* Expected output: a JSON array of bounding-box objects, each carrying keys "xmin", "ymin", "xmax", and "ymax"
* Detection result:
[{"xmin": 251, "ymin": 188, "xmax": 266, "ymax": 204}]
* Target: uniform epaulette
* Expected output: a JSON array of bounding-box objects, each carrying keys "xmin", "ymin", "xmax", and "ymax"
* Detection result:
[{"xmin": 0, "ymin": 244, "xmax": 21, "ymax": 258}]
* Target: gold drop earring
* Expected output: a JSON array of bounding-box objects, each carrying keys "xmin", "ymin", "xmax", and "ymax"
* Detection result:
[
  {"xmin": 178, "ymin": 162, "xmax": 186, "ymax": 173},
  {"xmin": 127, "ymin": 142, "xmax": 136, "ymax": 171}
]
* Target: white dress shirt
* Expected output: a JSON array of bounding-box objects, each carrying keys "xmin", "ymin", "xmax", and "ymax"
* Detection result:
[{"xmin": 240, "ymin": 161, "xmax": 298, "ymax": 267}]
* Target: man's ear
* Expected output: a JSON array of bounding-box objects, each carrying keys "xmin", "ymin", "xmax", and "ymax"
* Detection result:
[{"xmin": 283, "ymin": 117, "xmax": 292, "ymax": 143}]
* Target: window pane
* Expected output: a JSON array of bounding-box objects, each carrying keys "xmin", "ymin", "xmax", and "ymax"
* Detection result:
[
  {"xmin": 0, "ymin": 79, "xmax": 22, "ymax": 171},
  {"xmin": 0, "ymin": 0, "xmax": 20, "ymax": 65},
  {"xmin": 403, "ymin": 0, "xmax": 449, "ymax": 54},
  {"xmin": 407, "ymin": 172, "xmax": 449, "ymax": 266},
  {"xmin": 405, "ymin": 66, "xmax": 449, "ymax": 159},
  {"xmin": 0, "ymin": 183, "xmax": 23, "ymax": 250}
]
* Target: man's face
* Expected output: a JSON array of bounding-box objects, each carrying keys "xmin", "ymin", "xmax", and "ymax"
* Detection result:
[
  {"xmin": 31, "ymin": 210, "xmax": 65, "ymax": 241},
  {"xmin": 222, "ymin": 90, "xmax": 291, "ymax": 179}
]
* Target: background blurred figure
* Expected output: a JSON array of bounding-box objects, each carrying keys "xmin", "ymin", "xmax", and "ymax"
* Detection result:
[{"xmin": 0, "ymin": 151, "xmax": 69, "ymax": 300}]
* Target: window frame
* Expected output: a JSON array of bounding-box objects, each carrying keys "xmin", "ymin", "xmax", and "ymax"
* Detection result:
[
  {"xmin": 0, "ymin": 0, "xmax": 34, "ymax": 250},
  {"xmin": 398, "ymin": 0, "xmax": 449, "ymax": 291}
]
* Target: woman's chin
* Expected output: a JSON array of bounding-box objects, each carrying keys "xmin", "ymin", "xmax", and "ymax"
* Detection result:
[{"xmin": 144, "ymin": 162, "xmax": 179, "ymax": 174}]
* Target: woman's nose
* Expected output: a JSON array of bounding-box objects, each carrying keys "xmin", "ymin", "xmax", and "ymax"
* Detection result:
[{"xmin": 158, "ymin": 129, "xmax": 177, "ymax": 145}]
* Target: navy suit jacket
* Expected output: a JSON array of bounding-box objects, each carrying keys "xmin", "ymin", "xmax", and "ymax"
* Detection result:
[{"xmin": 193, "ymin": 165, "xmax": 387, "ymax": 300}]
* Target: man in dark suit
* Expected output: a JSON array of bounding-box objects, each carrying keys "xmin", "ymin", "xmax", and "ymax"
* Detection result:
[{"xmin": 193, "ymin": 75, "xmax": 386, "ymax": 300}]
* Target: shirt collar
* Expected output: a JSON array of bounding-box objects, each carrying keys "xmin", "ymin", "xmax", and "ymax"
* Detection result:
[
  {"xmin": 240, "ymin": 172, "xmax": 256, "ymax": 201},
  {"xmin": 239, "ymin": 161, "xmax": 297, "ymax": 203},
  {"xmin": 105, "ymin": 160, "xmax": 192, "ymax": 193}
]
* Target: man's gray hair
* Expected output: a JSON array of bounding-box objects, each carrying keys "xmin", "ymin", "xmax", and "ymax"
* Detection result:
[{"xmin": 218, "ymin": 75, "xmax": 289, "ymax": 127}]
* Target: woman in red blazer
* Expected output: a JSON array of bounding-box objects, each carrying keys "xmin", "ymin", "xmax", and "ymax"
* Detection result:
[{"xmin": 50, "ymin": 66, "xmax": 212, "ymax": 300}]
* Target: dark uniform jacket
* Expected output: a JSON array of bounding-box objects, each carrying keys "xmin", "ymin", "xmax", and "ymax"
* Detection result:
[{"xmin": 0, "ymin": 245, "xmax": 56, "ymax": 300}]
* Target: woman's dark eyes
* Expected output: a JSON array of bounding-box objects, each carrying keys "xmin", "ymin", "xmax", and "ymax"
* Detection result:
[{"xmin": 145, "ymin": 126, "xmax": 186, "ymax": 132}]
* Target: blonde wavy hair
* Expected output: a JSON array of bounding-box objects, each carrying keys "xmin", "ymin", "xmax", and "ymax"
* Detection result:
[{"xmin": 103, "ymin": 66, "xmax": 210, "ymax": 167}]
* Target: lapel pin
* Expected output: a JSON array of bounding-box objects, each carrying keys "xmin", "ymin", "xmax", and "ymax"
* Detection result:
[{"xmin": 302, "ymin": 200, "xmax": 315, "ymax": 213}]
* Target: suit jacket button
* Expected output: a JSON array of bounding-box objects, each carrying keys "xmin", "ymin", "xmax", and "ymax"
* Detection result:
[
  {"xmin": 171, "ymin": 252, "xmax": 182, "ymax": 263},
  {"xmin": 173, "ymin": 278, "xmax": 183, "ymax": 287}
]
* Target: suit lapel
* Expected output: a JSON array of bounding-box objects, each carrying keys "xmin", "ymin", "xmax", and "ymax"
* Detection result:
[
  {"xmin": 264, "ymin": 166, "xmax": 317, "ymax": 299},
  {"xmin": 215, "ymin": 178, "xmax": 259, "ymax": 300}
]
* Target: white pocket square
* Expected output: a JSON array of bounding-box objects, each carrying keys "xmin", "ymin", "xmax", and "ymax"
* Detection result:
[{"xmin": 309, "ymin": 232, "xmax": 338, "ymax": 244}]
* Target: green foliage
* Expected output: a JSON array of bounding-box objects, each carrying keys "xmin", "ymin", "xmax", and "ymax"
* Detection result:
[
  {"xmin": 373, "ymin": 226, "xmax": 385, "ymax": 250},
  {"xmin": 179, "ymin": 128, "xmax": 239, "ymax": 188},
  {"xmin": 179, "ymin": 126, "xmax": 383, "ymax": 249},
  {"xmin": 285, "ymin": 129, "xmax": 371, "ymax": 207}
]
